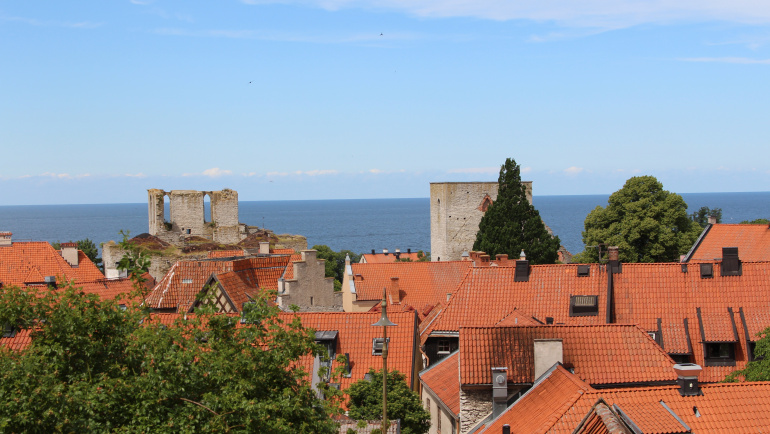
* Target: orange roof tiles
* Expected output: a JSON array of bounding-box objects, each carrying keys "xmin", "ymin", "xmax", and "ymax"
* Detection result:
[
  {"xmin": 425, "ymin": 264, "xmax": 607, "ymax": 339},
  {"xmin": 0, "ymin": 328, "xmax": 33, "ymax": 351},
  {"xmin": 286, "ymin": 311, "xmax": 418, "ymax": 393},
  {"xmin": 459, "ymin": 325, "xmax": 676, "ymax": 386},
  {"xmin": 208, "ymin": 249, "xmax": 247, "ymax": 258},
  {"xmin": 145, "ymin": 256, "xmax": 292, "ymax": 311},
  {"xmin": 420, "ymin": 351, "xmax": 460, "ymax": 416},
  {"xmin": 350, "ymin": 261, "xmax": 471, "ymax": 316},
  {"xmin": 482, "ymin": 366, "xmax": 770, "ymax": 434},
  {"xmin": 687, "ymin": 223, "xmax": 770, "ymax": 262},
  {"xmin": 360, "ymin": 252, "xmax": 424, "ymax": 263},
  {"xmin": 0, "ymin": 241, "xmax": 103, "ymax": 287},
  {"xmin": 612, "ymin": 261, "xmax": 770, "ymax": 382}
]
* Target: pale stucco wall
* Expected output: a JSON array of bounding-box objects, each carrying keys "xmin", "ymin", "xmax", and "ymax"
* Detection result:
[{"xmin": 278, "ymin": 250, "xmax": 342, "ymax": 312}]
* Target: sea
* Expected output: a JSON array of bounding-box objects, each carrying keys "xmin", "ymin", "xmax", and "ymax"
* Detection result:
[{"xmin": 0, "ymin": 192, "xmax": 768, "ymax": 257}]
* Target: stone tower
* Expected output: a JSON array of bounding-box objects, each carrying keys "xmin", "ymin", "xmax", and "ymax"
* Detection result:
[
  {"xmin": 147, "ymin": 188, "xmax": 242, "ymax": 245},
  {"xmin": 430, "ymin": 181, "xmax": 533, "ymax": 262}
]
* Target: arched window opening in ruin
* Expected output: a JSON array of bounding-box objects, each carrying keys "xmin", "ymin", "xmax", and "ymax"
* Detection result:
[
  {"xmin": 204, "ymin": 193, "xmax": 212, "ymax": 224},
  {"xmin": 163, "ymin": 194, "xmax": 172, "ymax": 230}
]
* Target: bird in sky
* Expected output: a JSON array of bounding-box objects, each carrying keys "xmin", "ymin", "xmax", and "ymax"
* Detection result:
[{"xmin": 380, "ymin": 33, "xmax": 383, "ymax": 36}]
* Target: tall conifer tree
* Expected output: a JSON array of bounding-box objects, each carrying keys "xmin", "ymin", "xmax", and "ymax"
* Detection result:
[{"xmin": 473, "ymin": 158, "xmax": 560, "ymax": 264}]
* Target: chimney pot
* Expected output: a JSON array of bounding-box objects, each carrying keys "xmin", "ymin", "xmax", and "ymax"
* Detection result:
[
  {"xmin": 383, "ymin": 249, "xmax": 388, "ymax": 255},
  {"xmin": 708, "ymin": 215, "xmax": 717, "ymax": 225},
  {"xmin": 674, "ymin": 363, "xmax": 702, "ymax": 396},
  {"xmin": 372, "ymin": 249, "xmax": 375, "ymax": 254},
  {"xmin": 608, "ymin": 246, "xmax": 619, "ymax": 261},
  {"xmin": 0, "ymin": 232, "xmax": 12, "ymax": 247},
  {"xmin": 407, "ymin": 248, "xmax": 411, "ymax": 254},
  {"xmin": 519, "ymin": 250, "xmax": 526, "ymax": 260},
  {"xmin": 502, "ymin": 425, "xmax": 511, "ymax": 434},
  {"xmin": 395, "ymin": 248, "xmax": 400, "ymax": 253}
]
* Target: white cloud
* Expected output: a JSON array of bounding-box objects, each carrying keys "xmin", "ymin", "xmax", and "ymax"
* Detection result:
[
  {"xmin": 521, "ymin": 166, "xmax": 532, "ymax": 174},
  {"xmin": 304, "ymin": 169, "xmax": 338, "ymax": 176},
  {"xmin": 202, "ymin": 167, "xmax": 232, "ymax": 177},
  {"xmin": 564, "ymin": 166, "xmax": 586, "ymax": 176},
  {"xmin": 447, "ymin": 167, "xmax": 498, "ymax": 174},
  {"xmin": 125, "ymin": 173, "xmax": 147, "ymax": 178},
  {"xmin": 369, "ymin": 169, "xmax": 384, "ymax": 174},
  {"xmin": 39, "ymin": 172, "xmax": 91, "ymax": 179},
  {"xmin": 266, "ymin": 171, "xmax": 290, "ymax": 177},
  {"xmin": 679, "ymin": 57, "xmax": 770, "ymax": 64},
  {"xmin": 238, "ymin": 0, "xmax": 770, "ymax": 28}
]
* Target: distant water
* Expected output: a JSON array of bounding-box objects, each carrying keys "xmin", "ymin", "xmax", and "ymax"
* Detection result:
[{"xmin": 0, "ymin": 192, "xmax": 768, "ymax": 256}]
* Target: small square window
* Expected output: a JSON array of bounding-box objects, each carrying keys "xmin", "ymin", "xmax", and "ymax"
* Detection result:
[
  {"xmin": 182, "ymin": 279, "xmax": 193, "ymax": 284},
  {"xmin": 577, "ymin": 265, "xmax": 590, "ymax": 277},
  {"xmin": 749, "ymin": 342, "xmax": 764, "ymax": 361},
  {"xmin": 372, "ymin": 337, "xmax": 390, "ymax": 356},
  {"xmin": 438, "ymin": 339, "xmax": 451, "ymax": 354},
  {"xmin": 700, "ymin": 263, "xmax": 713, "ymax": 279}
]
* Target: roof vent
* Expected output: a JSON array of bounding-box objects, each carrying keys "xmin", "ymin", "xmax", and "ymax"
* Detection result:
[
  {"xmin": 514, "ymin": 260, "xmax": 529, "ymax": 282},
  {"xmin": 383, "ymin": 249, "xmax": 389, "ymax": 255},
  {"xmin": 371, "ymin": 249, "xmax": 375, "ymax": 254},
  {"xmin": 673, "ymin": 363, "xmax": 702, "ymax": 396},
  {"xmin": 577, "ymin": 264, "xmax": 590, "ymax": 277},
  {"xmin": 699, "ymin": 263, "xmax": 713, "ymax": 279},
  {"xmin": 721, "ymin": 247, "xmax": 742, "ymax": 276}
]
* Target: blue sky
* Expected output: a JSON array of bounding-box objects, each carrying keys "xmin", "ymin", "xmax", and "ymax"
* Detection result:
[{"xmin": 1, "ymin": 0, "xmax": 769, "ymax": 205}]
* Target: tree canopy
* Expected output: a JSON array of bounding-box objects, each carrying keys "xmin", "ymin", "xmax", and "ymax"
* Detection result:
[
  {"xmin": 473, "ymin": 158, "xmax": 561, "ymax": 264},
  {"xmin": 346, "ymin": 369, "xmax": 430, "ymax": 434},
  {"xmin": 726, "ymin": 326, "xmax": 770, "ymax": 382},
  {"xmin": 52, "ymin": 238, "xmax": 103, "ymax": 270},
  {"xmin": 0, "ymin": 281, "xmax": 341, "ymax": 432},
  {"xmin": 690, "ymin": 206, "xmax": 722, "ymax": 227},
  {"xmin": 741, "ymin": 218, "xmax": 770, "ymax": 224},
  {"xmin": 572, "ymin": 176, "xmax": 702, "ymax": 263},
  {"xmin": 312, "ymin": 245, "xmax": 361, "ymax": 291}
]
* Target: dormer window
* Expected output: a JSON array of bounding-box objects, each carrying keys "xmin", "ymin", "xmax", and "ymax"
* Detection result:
[
  {"xmin": 372, "ymin": 337, "xmax": 390, "ymax": 356},
  {"xmin": 704, "ymin": 342, "xmax": 736, "ymax": 366},
  {"xmin": 570, "ymin": 295, "xmax": 599, "ymax": 316},
  {"xmin": 577, "ymin": 265, "xmax": 590, "ymax": 277},
  {"xmin": 700, "ymin": 263, "xmax": 713, "ymax": 279},
  {"xmin": 438, "ymin": 339, "xmax": 451, "ymax": 355}
]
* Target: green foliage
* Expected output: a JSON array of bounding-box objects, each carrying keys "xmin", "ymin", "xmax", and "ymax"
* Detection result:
[
  {"xmin": 726, "ymin": 326, "xmax": 770, "ymax": 382},
  {"xmin": 116, "ymin": 230, "xmax": 151, "ymax": 293},
  {"xmin": 572, "ymin": 176, "xmax": 702, "ymax": 263},
  {"xmin": 52, "ymin": 238, "xmax": 103, "ymax": 270},
  {"xmin": 396, "ymin": 251, "xmax": 430, "ymax": 262},
  {"xmin": 347, "ymin": 369, "xmax": 430, "ymax": 434},
  {"xmin": 741, "ymin": 218, "xmax": 770, "ymax": 224},
  {"xmin": 0, "ymin": 281, "xmax": 341, "ymax": 432},
  {"xmin": 690, "ymin": 206, "xmax": 722, "ymax": 227},
  {"xmin": 312, "ymin": 245, "xmax": 361, "ymax": 291},
  {"xmin": 473, "ymin": 158, "xmax": 561, "ymax": 264}
]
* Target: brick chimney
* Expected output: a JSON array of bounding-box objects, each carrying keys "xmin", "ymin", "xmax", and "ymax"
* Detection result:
[
  {"xmin": 60, "ymin": 242, "xmax": 79, "ymax": 267},
  {"xmin": 259, "ymin": 241, "xmax": 270, "ymax": 255},
  {"xmin": 608, "ymin": 246, "xmax": 622, "ymax": 274},
  {"xmin": 496, "ymin": 254, "xmax": 509, "ymax": 266},
  {"xmin": 0, "ymin": 232, "xmax": 11, "ymax": 247},
  {"xmin": 478, "ymin": 254, "xmax": 491, "ymax": 267},
  {"xmin": 519, "ymin": 250, "xmax": 526, "ymax": 260},
  {"xmin": 388, "ymin": 277, "xmax": 400, "ymax": 304}
]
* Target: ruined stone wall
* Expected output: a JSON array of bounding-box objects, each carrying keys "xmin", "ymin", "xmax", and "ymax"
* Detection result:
[
  {"xmin": 430, "ymin": 181, "xmax": 532, "ymax": 262},
  {"xmin": 169, "ymin": 190, "xmax": 206, "ymax": 236},
  {"xmin": 278, "ymin": 250, "xmax": 342, "ymax": 312},
  {"xmin": 148, "ymin": 189, "xmax": 166, "ymax": 237},
  {"xmin": 459, "ymin": 388, "xmax": 492, "ymax": 434},
  {"xmin": 210, "ymin": 189, "xmax": 241, "ymax": 244}
]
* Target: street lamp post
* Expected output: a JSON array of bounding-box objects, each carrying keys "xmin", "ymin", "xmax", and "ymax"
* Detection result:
[{"xmin": 372, "ymin": 287, "xmax": 397, "ymax": 434}]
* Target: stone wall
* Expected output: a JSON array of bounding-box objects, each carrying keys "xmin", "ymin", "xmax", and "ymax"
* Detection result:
[
  {"xmin": 459, "ymin": 388, "xmax": 492, "ymax": 434},
  {"xmin": 430, "ymin": 181, "xmax": 532, "ymax": 262},
  {"xmin": 278, "ymin": 250, "xmax": 342, "ymax": 312}
]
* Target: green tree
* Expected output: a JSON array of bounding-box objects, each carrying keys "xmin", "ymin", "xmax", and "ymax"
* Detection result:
[
  {"xmin": 346, "ymin": 369, "xmax": 430, "ymax": 434},
  {"xmin": 0, "ymin": 280, "xmax": 341, "ymax": 432},
  {"xmin": 690, "ymin": 206, "xmax": 722, "ymax": 227},
  {"xmin": 572, "ymin": 176, "xmax": 702, "ymax": 263},
  {"xmin": 726, "ymin": 326, "xmax": 770, "ymax": 382},
  {"xmin": 473, "ymin": 158, "xmax": 560, "ymax": 264},
  {"xmin": 740, "ymin": 218, "xmax": 770, "ymax": 224},
  {"xmin": 52, "ymin": 238, "xmax": 103, "ymax": 270},
  {"xmin": 312, "ymin": 245, "xmax": 361, "ymax": 291}
]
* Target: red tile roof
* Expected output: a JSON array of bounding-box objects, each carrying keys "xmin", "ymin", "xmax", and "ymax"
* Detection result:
[
  {"xmin": 687, "ymin": 223, "xmax": 770, "ymax": 262},
  {"xmin": 350, "ymin": 261, "xmax": 472, "ymax": 316},
  {"xmin": 360, "ymin": 252, "xmax": 424, "ymax": 263},
  {"xmin": 286, "ymin": 311, "xmax": 418, "ymax": 397},
  {"xmin": 420, "ymin": 351, "xmax": 460, "ymax": 416},
  {"xmin": 459, "ymin": 325, "xmax": 676, "ymax": 386},
  {"xmin": 0, "ymin": 328, "xmax": 33, "ymax": 351},
  {"xmin": 424, "ymin": 264, "xmax": 607, "ymax": 340},
  {"xmin": 208, "ymin": 249, "xmax": 247, "ymax": 258},
  {"xmin": 145, "ymin": 256, "xmax": 292, "ymax": 311},
  {"xmin": 0, "ymin": 242, "xmax": 103, "ymax": 287},
  {"xmin": 482, "ymin": 365, "xmax": 770, "ymax": 434},
  {"xmin": 613, "ymin": 261, "xmax": 770, "ymax": 382}
]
